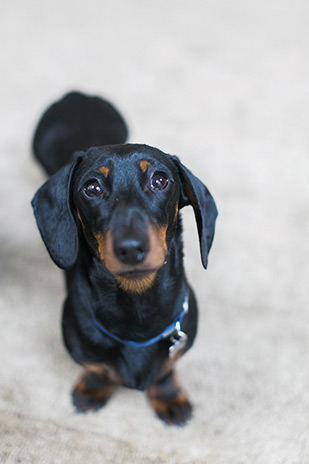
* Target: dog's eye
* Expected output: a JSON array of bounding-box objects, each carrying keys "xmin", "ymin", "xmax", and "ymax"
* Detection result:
[
  {"xmin": 84, "ymin": 180, "xmax": 103, "ymax": 198},
  {"xmin": 150, "ymin": 172, "xmax": 169, "ymax": 191}
]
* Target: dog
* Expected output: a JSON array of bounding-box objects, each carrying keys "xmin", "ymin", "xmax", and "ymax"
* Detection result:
[{"xmin": 31, "ymin": 91, "xmax": 218, "ymax": 426}]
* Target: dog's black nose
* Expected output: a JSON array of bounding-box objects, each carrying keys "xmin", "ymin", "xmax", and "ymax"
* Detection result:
[{"xmin": 114, "ymin": 238, "xmax": 148, "ymax": 265}]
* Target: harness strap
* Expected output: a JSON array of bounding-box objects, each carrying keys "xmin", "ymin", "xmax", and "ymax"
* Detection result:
[{"xmin": 92, "ymin": 292, "xmax": 189, "ymax": 351}]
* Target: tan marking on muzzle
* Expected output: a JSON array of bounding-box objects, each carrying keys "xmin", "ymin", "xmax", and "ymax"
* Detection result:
[
  {"xmin": 116, "ymin": 272, "xmax": 157, "ymax": 294},
  {"xmin": 77, "ymin": 209, "xmax": 83, "ymax": 224},
  {"xmin": 174, "ymin": 204, "xmax": 179, "ymax": 223},
  {"xmin": 95, "ymin": 232, "xmax": 106, "ymax": 262},
  {"xmin": 155, "ymin": 225, "xmax": 168, "ymax": 255},
  {"xmin": 77, "ymin": 209, "xmax": 87, "ymax": 235},
  {"xmin": 94, "ymin": 223, "xmax": 168, "ymax": 294}
]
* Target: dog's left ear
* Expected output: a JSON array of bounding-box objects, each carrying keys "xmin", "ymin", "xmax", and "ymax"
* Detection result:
[
  {"xmin": 31, "ymin": 155, "xmax": 83, "ymax": 269},
  {"xmin": 170, "ymin": 156, "xmax": 218, "ymax": 269}
]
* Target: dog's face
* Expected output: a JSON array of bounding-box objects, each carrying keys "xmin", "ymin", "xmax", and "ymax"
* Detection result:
[
  {"xmin": 32, "ymin": 144, "xmax": 217, "ymax": 293},
  {"xmin": 73, "ymin": 145, "xmax": 181, "ymax": 292}
]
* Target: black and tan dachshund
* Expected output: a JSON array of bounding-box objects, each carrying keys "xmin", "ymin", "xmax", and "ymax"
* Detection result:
[{"xmin": 31, "ymin": 91, "xmax": 218, "ymax": 426}]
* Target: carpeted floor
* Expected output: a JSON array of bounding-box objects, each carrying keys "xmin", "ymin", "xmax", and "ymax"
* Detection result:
[{"xmin": 1, "ymin": 1, "xmax": 308, "ymax": 462}]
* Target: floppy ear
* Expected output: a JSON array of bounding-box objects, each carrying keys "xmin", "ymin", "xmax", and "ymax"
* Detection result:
[
  {"xmin": 171, "ymin": 156, "xmax": 218, "ymax": 269},
  {"xmin": 31, "ymin": 159, "xmax": 81, "ymax": 269}
]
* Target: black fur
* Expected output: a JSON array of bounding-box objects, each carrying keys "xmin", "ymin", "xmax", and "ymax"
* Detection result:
[{"xmin": 31, "ymin": 91, "xmax": 218, "ymax": 425}]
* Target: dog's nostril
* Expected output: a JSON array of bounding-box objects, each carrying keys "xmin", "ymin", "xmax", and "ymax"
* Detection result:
[
  {"xmin": 114, "ymin": 239, "xmax": 148, "ymax": 265},
  {"xmin": 136, "ymin": 249, "xmax": 146, "ymax": 262}
]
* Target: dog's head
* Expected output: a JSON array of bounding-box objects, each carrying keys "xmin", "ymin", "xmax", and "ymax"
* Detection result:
[{"xmin": 32, "ymin": 144, "xmax": 217, "ymax": 293}]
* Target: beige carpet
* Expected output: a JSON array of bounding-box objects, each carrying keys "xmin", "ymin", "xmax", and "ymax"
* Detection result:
[{"xmin": 1, "ymin": 1, "xmax": 308, "ymax": 462}]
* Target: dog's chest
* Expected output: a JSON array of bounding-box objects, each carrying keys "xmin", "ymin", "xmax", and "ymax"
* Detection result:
[{"xmin": 115, "ymin": 344, "xmax": 164, "ymax": 391}]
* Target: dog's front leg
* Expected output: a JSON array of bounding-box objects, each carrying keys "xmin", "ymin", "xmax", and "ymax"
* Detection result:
[
  {"xmin": 147, "ymin": 370, "xmax": 192, "ymax": 426},
  {"xmin": 72, "ymin": 365, "xmax": 117, "ymax": 413}
]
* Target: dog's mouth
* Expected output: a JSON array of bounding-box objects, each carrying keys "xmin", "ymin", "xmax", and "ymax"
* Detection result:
[
  {"xmin": 115, "ymin": 268, "xmax": 158, "ymax": 294},
  {"xmin": 117, "ymin": 268, "xmax": 158, "ymax": 280},
  {"xmin": 95, "ymin": 224, "xmax": 167, "ymax": 293}
]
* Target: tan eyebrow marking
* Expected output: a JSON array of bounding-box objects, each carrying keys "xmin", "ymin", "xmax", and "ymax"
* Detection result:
[
  {"xmin": 139, "ymin": 159, "xmax": 151, "ymax": 173},
  {"xmin": 99, "ymin": 166, "xmax": 110, "ymax": 177}
]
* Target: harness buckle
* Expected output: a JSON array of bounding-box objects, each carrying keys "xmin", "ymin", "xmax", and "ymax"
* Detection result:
[{"xmin": 168, "ymin": 323, "xmax": 188, "ymax": 359}]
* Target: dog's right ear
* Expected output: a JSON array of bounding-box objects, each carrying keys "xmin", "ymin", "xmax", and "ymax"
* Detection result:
[
  {"xmin": 31, "ymin": 156, "xmax": 82, "ymax": 269},
  {"xmin": 169, "ymin": 155, "xmax": 218, "ymax": 269}
]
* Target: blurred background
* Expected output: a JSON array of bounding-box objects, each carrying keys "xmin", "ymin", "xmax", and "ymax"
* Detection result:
[{"xmin": 0, "ymin": 1, "xmax": 308, "ymax": 463}]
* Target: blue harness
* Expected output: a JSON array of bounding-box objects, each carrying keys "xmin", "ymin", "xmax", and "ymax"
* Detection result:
[{"xmin": 92, "ymin": 292, "xmax": 189, "ymax": 359}]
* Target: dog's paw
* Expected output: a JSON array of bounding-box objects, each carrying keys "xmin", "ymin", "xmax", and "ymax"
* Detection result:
[
  {"xmin": 147, "ymin": 370, "xmax": 193, "ymax": 426},
  {"xmin": 150, "ymin": 394, "xmax": 193, "ymax": 426},
  {"xmin": 72, "ymin": 370, "xmax": 115, "ymax": 413}
]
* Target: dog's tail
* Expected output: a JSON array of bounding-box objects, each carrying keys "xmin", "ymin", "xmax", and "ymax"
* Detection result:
[{"xmin": 32, "ymin": 91, "xmax": 128, "ymax": 175}]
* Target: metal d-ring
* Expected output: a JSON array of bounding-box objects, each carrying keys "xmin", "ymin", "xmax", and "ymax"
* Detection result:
[{"xmin": 168, "ymin": 321, "xmax": 188, "ymax": 359}]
